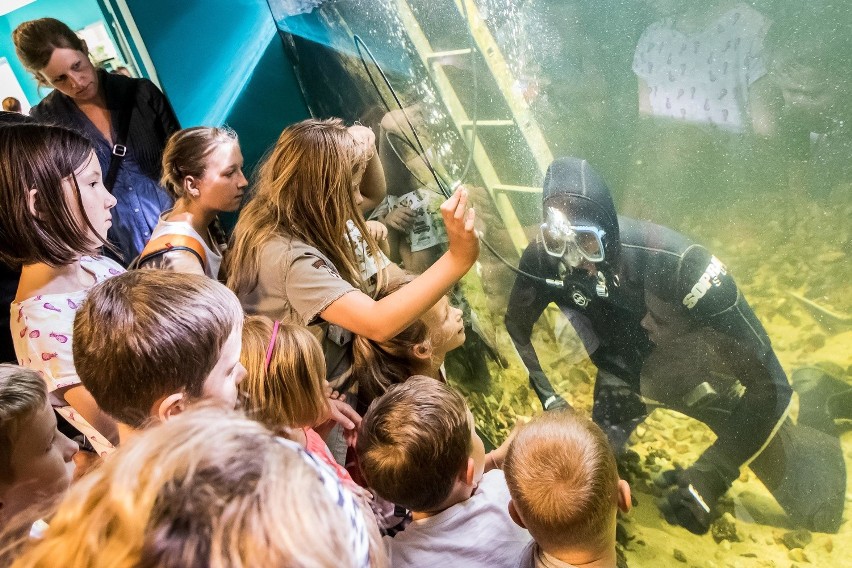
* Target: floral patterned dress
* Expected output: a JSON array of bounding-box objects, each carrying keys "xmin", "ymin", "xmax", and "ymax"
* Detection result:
[{"xmin": 11, "ymin": 256, "xmax": 125, "ymax": 455}]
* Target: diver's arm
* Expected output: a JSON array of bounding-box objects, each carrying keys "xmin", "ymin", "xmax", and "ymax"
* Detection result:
[{"xmin": 504, "ymin": 245, "xmax": 554, "ymax": 376}]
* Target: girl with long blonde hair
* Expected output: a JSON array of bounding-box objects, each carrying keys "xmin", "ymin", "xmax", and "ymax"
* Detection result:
[
  {"xmin": 11, "ymin": 406, "xmax": 386, "ymax": 568},
  {"xmin": 225, "ymin": 118, "xmax": 478, "ymax": 391}
]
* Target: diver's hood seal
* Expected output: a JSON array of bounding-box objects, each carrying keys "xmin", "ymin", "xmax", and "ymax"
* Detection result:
[{"xmin": 542, "ymin": 157, "xmax": 621, "ymax": 271}]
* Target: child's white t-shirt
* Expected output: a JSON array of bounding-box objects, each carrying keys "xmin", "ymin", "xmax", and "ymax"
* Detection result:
[{"xmin": 384, "ymin": 469, "xmax": 531, "ymax": 568}]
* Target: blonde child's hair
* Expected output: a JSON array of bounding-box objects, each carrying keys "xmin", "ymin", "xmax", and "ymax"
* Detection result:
[
  {"xmin": 357, "ymin": 376, "xmax": 471, "ymax": 512},
  {"xmin": 240, "ymin": 316, "xmax": 329, "ymax": 429},
  {"xmin": 504, "ymin": 411, "xmax": 619, "ymax": 552},
  {"xmin": 10, "ymin": 406, "xmax": 385, "ymax": 568},
  {"xmin": 0, "ymin": 365, "xmax": 47, "ymax": 485},
  {"xmin": 225, "ymin": 118, "xmax": 383, "ymax": 297}
]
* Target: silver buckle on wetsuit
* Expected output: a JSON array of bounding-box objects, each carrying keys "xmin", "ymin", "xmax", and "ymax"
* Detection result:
[{"xmin": 112, "ymin": 144, "xmax": 127, "ymax": 157}]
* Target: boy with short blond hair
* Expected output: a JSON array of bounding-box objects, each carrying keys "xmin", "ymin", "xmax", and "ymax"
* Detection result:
[
  {"xmin": 357, "ymin": 376, "xmax": 530, "ymax": 567},
  {"xmin": 0, "ymin": 364, "xmax": 78, "ymax": 536},
  {"xmin": 504, "ymin": 411, "xmax": 631, "ymax": 568},
  {"xmin": 73, "ymin": 270, "xmax": 246, "ymax": 443}
]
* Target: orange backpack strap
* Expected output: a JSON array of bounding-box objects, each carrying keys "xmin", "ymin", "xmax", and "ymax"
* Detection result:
[{"xmin": 132, "ymin": 234, "xmax": 208, "ymax": 270}]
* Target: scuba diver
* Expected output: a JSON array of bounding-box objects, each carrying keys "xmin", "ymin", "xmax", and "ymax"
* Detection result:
[{"xmin": 504, "ymin": 157, "xmax": 844, "ymax": 534}]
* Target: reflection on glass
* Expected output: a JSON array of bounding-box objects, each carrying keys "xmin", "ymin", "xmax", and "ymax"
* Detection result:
[{"xmin": 267, "ymin": 0, "xmax": 851, "ymax": 564}]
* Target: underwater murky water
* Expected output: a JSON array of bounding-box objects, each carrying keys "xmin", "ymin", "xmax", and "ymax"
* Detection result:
[{"xmin": 268, "ymin": 0, "xmax": 851, "ymax": 565}]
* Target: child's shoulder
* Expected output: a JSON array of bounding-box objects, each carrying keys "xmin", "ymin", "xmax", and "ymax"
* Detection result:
[{"xmin": 81, "ymin": 255, "xmax": 125, "ymax": 283}]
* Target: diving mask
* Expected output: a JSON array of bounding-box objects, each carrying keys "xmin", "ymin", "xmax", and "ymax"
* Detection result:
[{"xmin": 540, "ymin": 207, "xmax": 606, "ymax": 266}]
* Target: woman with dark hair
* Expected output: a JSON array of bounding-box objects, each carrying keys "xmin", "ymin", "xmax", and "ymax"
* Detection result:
[
  {"xmin": 13, "ymin": 17, "xmax": 180, "ymax": 263},
  {"xmin": 0, "ymin": 123, "xmax": 123, "ymax": 455}
]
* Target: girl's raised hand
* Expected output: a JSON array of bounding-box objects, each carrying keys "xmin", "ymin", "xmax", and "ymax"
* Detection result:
[{"xmin": 440, "ymin": 186, "xmax": 479, "ymax": 268}]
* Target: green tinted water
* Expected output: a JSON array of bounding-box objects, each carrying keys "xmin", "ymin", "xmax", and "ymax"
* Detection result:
[{"xmin": 270, "ymin": 0, "xmax": 851, "ymax": 565}]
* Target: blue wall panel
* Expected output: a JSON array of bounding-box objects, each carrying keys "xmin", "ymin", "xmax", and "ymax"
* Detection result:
[{"xmin": 124, "ymin": 0, "xmax": 308, "ymax": 134}]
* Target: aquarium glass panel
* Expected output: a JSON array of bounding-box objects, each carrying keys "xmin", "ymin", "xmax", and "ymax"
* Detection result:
[{"xmin": 267, "ymin": 1, "xmax": 851, "ymax": 564}]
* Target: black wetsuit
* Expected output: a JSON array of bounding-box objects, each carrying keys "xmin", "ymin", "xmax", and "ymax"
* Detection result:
[{"xmin": 505, "ymin": 216, "xmax": 792, "ymax": 465}]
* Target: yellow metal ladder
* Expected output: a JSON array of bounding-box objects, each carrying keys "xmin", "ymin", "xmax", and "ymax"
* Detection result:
[{"xmin": 394, "ymin": 0, "xmax": 555, "ymax": 253}]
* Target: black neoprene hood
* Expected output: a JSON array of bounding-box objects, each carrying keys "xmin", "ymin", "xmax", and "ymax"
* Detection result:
[{"xmin": 541, "ymin": 157, "xmax": 621, "ymax": 265}]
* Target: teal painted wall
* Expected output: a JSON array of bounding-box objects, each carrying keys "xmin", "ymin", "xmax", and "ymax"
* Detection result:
[
  {"xmin": 123, "ymin": 0, "xmax": 309, "ymax": 175},
  {"xmin": 0, "ymin": 0, "xmax": 105, "ymax": 104}
]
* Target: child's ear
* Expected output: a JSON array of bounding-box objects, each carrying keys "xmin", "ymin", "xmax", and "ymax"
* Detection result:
[
  {"xmin": 508, "ymin": 500, "xmax": 526, "ymax": 529},
  {"xmin": 156, "ymin": 392, "xmax": 186, "ymax": 422},
  {"xmin": 183, "ymin": 176, "xmax": 200, "ymax": 198},
  {"xmin": 412, "ymin": 340, "xmax": 433, "ymax": 361},
  {"xmin": 27, "ymin": 187, "xmax": 42, "ymax": 219},
  {"xmin": 461, "ymin": 457, "xmax": 475, "ymax": 486},
  {"xmin": 617, "ymin": 479, "xmax": 632, "ymax": 514}
]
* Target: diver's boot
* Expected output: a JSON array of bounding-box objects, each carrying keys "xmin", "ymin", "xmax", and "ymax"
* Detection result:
[{"xmin": 792, "ymin": 366, "xmax": 851, "ymax": 436}]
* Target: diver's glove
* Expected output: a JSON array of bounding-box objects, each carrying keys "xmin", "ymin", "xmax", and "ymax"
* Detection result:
[{"xmin": 656, "ymin": 450, "xmax": 739, "ymax": 535}]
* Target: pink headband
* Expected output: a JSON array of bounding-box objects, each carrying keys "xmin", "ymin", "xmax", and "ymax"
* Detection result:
[{"xmin": 265, "ymin": 320, "xmax": 281, "ymax": 370}]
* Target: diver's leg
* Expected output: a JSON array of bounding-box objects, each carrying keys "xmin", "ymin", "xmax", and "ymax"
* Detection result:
[{"xmin": 749, "ymin": 419, "xmax": 846, "ymax": 533}]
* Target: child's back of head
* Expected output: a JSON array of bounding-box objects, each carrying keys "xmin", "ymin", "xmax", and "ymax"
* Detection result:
[
  {"xmin": 240, "ymin": 316, "xmax": 328, "ymax": 430},
  {"xmin": 10, "ymin": 406, "xmax": 384, "ymax": 568},
  {"xmin": 357, "ymin": 376, "xmax": 476, "ymax": 512},
  {"xmin": 73, "ymin": 270, "xmax": 246, "ymax": 430},
  {"xmin": 504, "ymin": 411, "xmax": 629, "ymax": 559}
]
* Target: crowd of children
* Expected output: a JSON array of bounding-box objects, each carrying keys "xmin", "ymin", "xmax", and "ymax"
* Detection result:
[{"xmin": 0, "ymin": 16, "xmax": 630, "ymax": 568}]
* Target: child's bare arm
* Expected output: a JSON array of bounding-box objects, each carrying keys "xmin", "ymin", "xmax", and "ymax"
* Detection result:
[
  {"xmin": 484, "ymin": 418, "xmax": 529, "ymax": 472},
  {"xmin": 62, "ymin": 384, "xmax": 119, "ymax": 446},
  {"xmin": 321, "ymin": 187, "xmax": 478, "ymax": 342}
]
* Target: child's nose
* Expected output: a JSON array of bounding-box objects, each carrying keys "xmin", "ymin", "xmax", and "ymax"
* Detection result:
[{"xmin": 60, "ymin": 432, "xmax": 80, "ymax": 461}]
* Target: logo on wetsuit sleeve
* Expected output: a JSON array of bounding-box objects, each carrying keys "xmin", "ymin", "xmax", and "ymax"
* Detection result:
[
  {"xmin": 683, "ymin": 256, "xmax": 727, "ymax": 309},
  {"xmin": 572, "ymin": 290, "xmax": 590, "ymax": 307}
]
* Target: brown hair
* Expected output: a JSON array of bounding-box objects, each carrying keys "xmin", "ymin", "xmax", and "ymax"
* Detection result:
[
  {"xmin": 240, "ymin": 316, "xmax": 329, "ymax": 429},
  {"xmin": 350, "ymin": 274, "xmax": 430, "ymax": 403},
  {"xmin": 0, "ymin": 123, "xmax": 108, "ymax": 268},
  {"xmin": 72, "ymin": 270, "xmax": 244, "ymax": 428},
  {"xmin": 504, "ymin": 411, "xmax": 619, "ymax": 551},
  {"xmin": 225, "ymin": 118, "xmax": 383, "ymax": 297},
  {"xmin": 12, "ymin": 18, "xmax": 87, "ymax": 86},
  {"xmin": 0, "ymin": 365, "xmax": 47, "ymax": 485},
  {"xmin": 357, "ymin": 376, "xmax": 471, "ymax": 512},
  {"xmin": 10, "ymin": 406, "xmax": 386, "ymax": 568},
  {"xmin": 1, "ymin": 98, "xmax": 21, "ymax": 113},
  {"xmin": 160, "ymin": 126, "xmax": 239, "ymax": 199}
]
